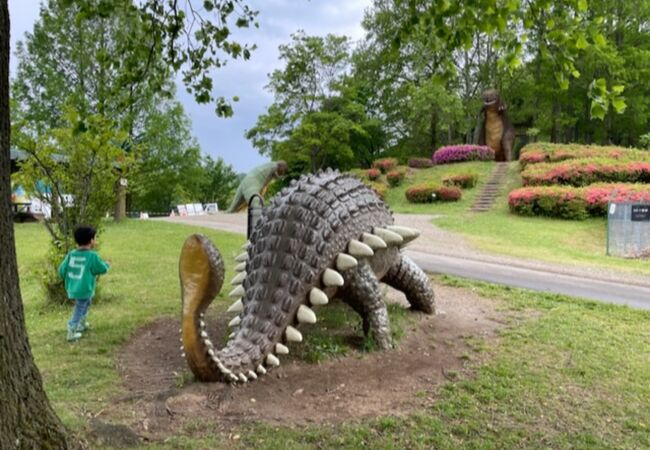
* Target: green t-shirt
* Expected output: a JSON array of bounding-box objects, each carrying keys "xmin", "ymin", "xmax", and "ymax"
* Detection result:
[{"xmin": 58, "ymin": 249, "xmax": 110, "ymax": 299}]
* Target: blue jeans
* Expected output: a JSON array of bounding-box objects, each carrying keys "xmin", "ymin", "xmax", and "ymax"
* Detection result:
[{"xmin": 68, "ymin": 298, "xmax": 91, "ymax": 330}]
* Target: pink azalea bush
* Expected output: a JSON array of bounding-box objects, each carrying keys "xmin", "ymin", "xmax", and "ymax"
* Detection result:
[
  {"xmin": 521, "ymin": 159, "xmax": 650, "ymax": 187},
  {"xmin": 372, "ymin": 158, "xmax": 398, "ymax": 173},
  {"xmin": 508, "ymin": 183, "xmax": 650, "ymax": 219},
  {"xmin": 519, "ymin": 143, "xmax": 645, "ymax": 169},
  {"xmin": 405, "ymin": 183, "xmax": 462, "ymax": 203},
  {"xmin": 408, "ymin": 157, "xmax": 434, "ymax": 168},
  {"xmin": 433, "ymin": 145, "xmax": 494, "ymax": 164}
]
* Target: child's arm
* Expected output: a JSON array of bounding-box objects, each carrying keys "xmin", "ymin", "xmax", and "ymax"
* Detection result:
[
  {"xmin": 57, "ymin": 254, "xmax": 70, "ymax": 279},
  {"xmin": 91, "ymin": 254, "xmax": 110, "ymax": 275}
]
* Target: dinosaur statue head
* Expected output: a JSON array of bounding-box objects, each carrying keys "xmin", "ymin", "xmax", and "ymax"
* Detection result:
[
  {"xmin": 481, "ymin": 89, "xmax": 501, "ymax": 109},
  {"xmin": 275, "ymin": 160, "xmax": 288, "ymax": 177}
]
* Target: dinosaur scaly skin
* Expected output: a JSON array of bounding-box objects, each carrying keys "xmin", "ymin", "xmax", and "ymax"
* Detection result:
[{"xmin": 179, "ymin": 170, "xmax": 435, "ymax": 383}]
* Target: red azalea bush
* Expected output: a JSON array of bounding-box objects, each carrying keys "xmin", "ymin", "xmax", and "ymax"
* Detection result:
[
  {"xmin": 372, "ymin": 157, "xmax": 398, "ymax": 173},
  {"xmin": 408, "ymin": 157, "xmax": 434, "ymax": 168},
  {"xmin": 443, "ymin": 173, "xmax": 479, "ymax": 189},
  {"xmin": 521, "ymin": 159, "xmax": 650, "ymax": 187},
  {"xmin": 519, "ymin": 143, "xmax": 642, "ymax": 169},
  {"xmin": 433, "ymin": 145, "xmax": 494, "ymax": 164},
  {"xmin": 366, "ymin": 168, "xmax": 381, "ymax": 181},
  {"xmin": 405, "ymin": 183, "xmax": 462, "ymax": 203},
  {"xmin": 386, "ymin": 170, "xmax": 405, "ymax": 187},
  {"xmin": 508, "ymin": 183, "xmax": 650, "ymax": 219}
]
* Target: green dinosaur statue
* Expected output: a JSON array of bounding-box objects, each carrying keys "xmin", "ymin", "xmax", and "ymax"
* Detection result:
[{"xmin": 226, "ymin": 161, "xmax": 288, "ymax": 213}]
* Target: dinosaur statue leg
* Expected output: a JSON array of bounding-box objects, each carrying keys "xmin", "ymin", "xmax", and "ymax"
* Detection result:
[
  {"xmin": 383, "ymin": 254, "xmax": 435, "ymax": 314},
  {"xmin": 501, "ymin": 127, "xmax": 516, "ymax": 162},
  {"xmin": 341, "ymin": 260, "xmax": 393, "ymax": 350},
  {"xmin": 226, "ymin": 187, "xmax": 245, "ymax": 213}
]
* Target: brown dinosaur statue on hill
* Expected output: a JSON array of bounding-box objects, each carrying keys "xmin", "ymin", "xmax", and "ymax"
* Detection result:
[{"xmin": 473, "ymin": 89, "xmax": 516, "ymax": 162}]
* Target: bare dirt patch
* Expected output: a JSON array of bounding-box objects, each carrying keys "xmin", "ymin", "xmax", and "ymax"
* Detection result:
[{"xmin": 111, "ymin": 283, "xmax": 509, "ymax": 441}]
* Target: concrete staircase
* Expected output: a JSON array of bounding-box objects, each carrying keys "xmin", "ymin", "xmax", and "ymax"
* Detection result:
[{"xmin": 470, "ymin": 162, "xmax": 509, "ymax": 212}]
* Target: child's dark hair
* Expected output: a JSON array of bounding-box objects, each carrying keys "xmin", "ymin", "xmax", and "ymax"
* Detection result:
[{"xmin": 74, "ymin": 226, "xmax": 96, "ymax": 246}]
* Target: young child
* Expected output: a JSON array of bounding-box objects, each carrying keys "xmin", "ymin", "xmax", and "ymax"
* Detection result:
[{"xmin": 58, "ymin": 225, "xmax": 110, "ymax": 342}]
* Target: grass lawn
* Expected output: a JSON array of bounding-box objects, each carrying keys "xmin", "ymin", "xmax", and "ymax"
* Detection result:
[
  {"xmin": 374, "ymin": 161, "xmax": 650, "ymax": 275},
  {"xmin": 14, "ymin": 221, "xmax": 650, "ymax": 449},
  {"xmin": 433, "ymin": 162, "xmax": 650, "ymax": 275},
  {"xmin": 351, "ymin": 161, "xmax": 496, "ymax": 215}
]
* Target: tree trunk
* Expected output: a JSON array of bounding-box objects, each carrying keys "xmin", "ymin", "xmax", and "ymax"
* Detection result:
[{"xmin": 0, "ymin": 3, "xmax": 79, "ymax": 448}]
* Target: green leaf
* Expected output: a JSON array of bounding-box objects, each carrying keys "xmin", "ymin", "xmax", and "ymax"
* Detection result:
[
  {"xmin": 578, "ymin": 0, "xmax": 588, "ymax": 12},
  {"xmin": 592, "ymin": 32, "xmax": 607, "ymax": 46},
  {"xmin": 590, "ymin": 102, "xmax": 607, "ymax": 120},
  {"xmin": 612, "ymin": 85, "xmax": 625, "ymax": 94},
  {"xmin": 546, "ymin": 19, "xmax": 555, "ymax": 29},
  {"xmin": 611, "ymin": 98, "xmax": 627, "ymax": 113},
  {"xmin": 576, "ymin": 35, "xmax": 589, "ymax": 50},
  {"xmin": 572, "ymin": 70, "xmax": 581, "ymax": 79}
]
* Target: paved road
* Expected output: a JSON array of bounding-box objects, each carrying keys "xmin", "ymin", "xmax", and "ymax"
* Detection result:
[{"xmin": 162, "ymin": 214, "xmax": 650, "ymax": 310}]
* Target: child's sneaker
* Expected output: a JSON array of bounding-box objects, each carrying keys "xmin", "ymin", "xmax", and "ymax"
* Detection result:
[
  {"xmin": 76, "ymin": 320, "xmax": 90, "ymax": 333},
  {"xmin": 67, "ymin": 326, "xmax": 83, "ymax": 342}
]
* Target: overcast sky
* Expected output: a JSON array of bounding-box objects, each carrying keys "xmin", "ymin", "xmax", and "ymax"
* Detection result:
[{"xmin": 8, "ymin": 0, "xmax": 371, "ymax": 173}]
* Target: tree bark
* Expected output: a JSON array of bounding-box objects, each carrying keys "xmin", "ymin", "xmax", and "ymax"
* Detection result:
[{"xmin": 0, "ymin": 2, "xmax": 79, "ymax": 448}]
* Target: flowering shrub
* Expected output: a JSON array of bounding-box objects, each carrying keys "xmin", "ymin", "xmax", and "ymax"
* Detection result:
[
  {"xmin": 386, "ymin": 170, "xmax": 405, "ymax": 187},
  {"xmin": 521, "ymin": 159, "xmax": 650, "ymax": 187},
  {"xmin": 405, "ymin": 183, "xmax": 462, "ymax": 203},
  {"xmin": 508, "ymin": 183, "xmax": 650, "ymax": 219},
  {"xmin": 519, "ymin": 143, "xmax": 642, "ymax": 168},
  {"xmin": 433, "ymin": 145, "xmax": 494, "ymax": 164},
  {"xmin": 367, "ymin": 181, "xmax": 387, "ymax": 199},
  {"xmin": 366, "ymin": 168, "xmax": 381, "ymax": 181},
  {"xmin": 408, "ymin": 157, "xmax": 434, "ymax": 168},
  {"xmin": 443, "ymin": 173, "xmax": 479, "ymax": 189},
  {"xmin": 372, "ymin": 158, "xmax": 398, "ymax": 173}
]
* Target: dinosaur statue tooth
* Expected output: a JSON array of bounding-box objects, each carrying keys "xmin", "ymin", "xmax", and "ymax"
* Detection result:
[
  {"xmin": 228, "ymin": 332, "xmax": 235, "ymax": 339},
  {"xmin": 234, "ymin": 262, "xmax": 246, "ymax": 272},
  {"xmin": 227, "ymin": 298, "xmax": 244, "ymax": 313},
  {"xmin": 275, "ymin": 343, "xmax": 289, "ymax": 355},
  {"xmin": 266, "ymin": 353, "xmax": 280, "ymax": 366},
  {"xmin": 204, "ymin": 339, "xmax": 214, "ymax": 348},
  {"xmin": 348, "ymin": 239, "xmax": 374, "ymax": 257},
  {"xmin": 309, "ymin": 287, "xmax": 329, "ymax": 306},
  {"xmin": 228, "ymin": 316, "xmax": 241, "ymax": 327},
  {"xmin": 231, "ymin": 271, "xmax": 246, "ymax": 285},
  {"xmin": 227, "ymin": 373, "xmax": 238, "ymax": 382},
  {"xmin": 235, "ymin": 252, "xmax": 249, "ymax": 263},
  {"xmin": 228, "ymin": 285, "xmax": 245, "ymax": 299},
  {"xmin": 181, "ymin": 352, "xmax": 186, "ymax": 358},
  {"xmin": 238, "ymin": 373, "xmax": 248, "ymax": 383},
  {"xmin": 362, "ymin": 232, "xmax": 387, "ymax": 249},
  {"xmin": 200, "ymin": 330, "xmax": 208, "ymax": 338},
  {"xmin": 297, "ymin": 304, "xmax": 317, "ymax": 324},
  {"xmin": 336, "ymin": 253, "xmax": 358, "ymax": 271},
  {"xmin": 199, "ymin": 312, "xmax": 205, "ymax": 319},
  {"xmin": 208, "ymin": 348, "xmax": 215, "ymax": 357},
  {"xmin": 322, "ymin": 268, "xmax": 344, "ymax": 287},
  {"xmin": 372, "ymin": 227, "xmax": 404, "ymax": 245},
  {"xmin": 285, "ymin": 325, "xmax": 303, "ymax": 342},
  {"xmin": 247, "ymin": 370, "xmax": 258, "ymax": 380},
  {"xmin": 386, "ymin": 225, "xmax": 421, "ymax": 242},
  {"xmin": 180, "ymin": 346, "xmax": 184, "ymax": 352},
  {"xmin": 199, "ymin": 320, "xmax": 205, "ymax": 328},
  {"xmin": 257, "ymin": 365, "xmax": 267, "ymax": 374}
]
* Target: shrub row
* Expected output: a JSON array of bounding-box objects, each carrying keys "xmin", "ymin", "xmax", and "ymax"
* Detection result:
[
  {"xmin": 518, "ymin": 143, "xmax": 635, "ymax": 168},
  {"xmin": 433, "ymin": 144, "xmax": 494, "ymax": 165},
  {"xmin": 408, "ymin": 157, "xmax": 434, "ymax": 168},
  {"xmin": 372, "ymin": 158, "xmax": 398, "ymax": 173},
  {"xmin": 508, "ymin": 183, "xmax": 650, "ymax": 220},
  {"xmin": 442, "ymin": 173, "xmax": 478, "ymax": 189},
  {"xmin": 521, "ymin": 159, "xmax": 650, "ymax": 187},
  {"xmin": 405, "ymin": 183, "xmax": 462, "ymax": 203}
]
